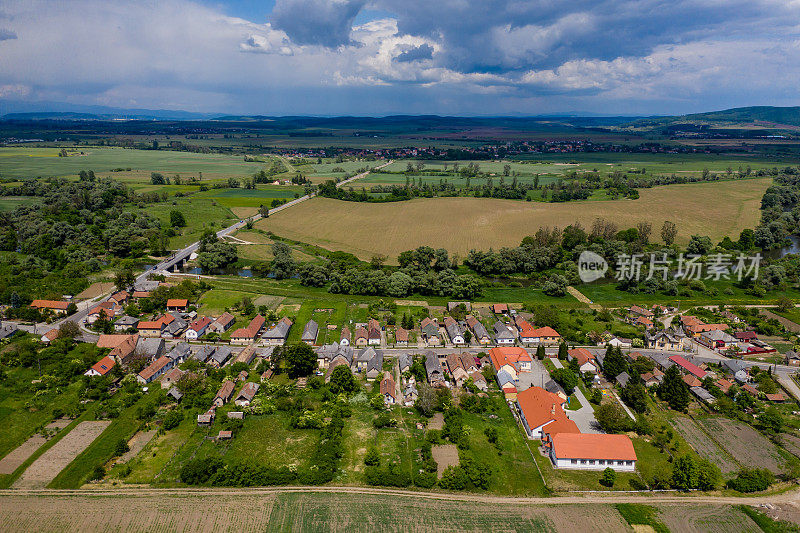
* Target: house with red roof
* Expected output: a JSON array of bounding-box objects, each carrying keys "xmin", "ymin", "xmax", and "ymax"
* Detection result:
[
  {"xmin": 668, "ymin": 355, "xmax": 707, "ymax": 379},
  {"xmin": 549, "ymin": 433, "xmax": 637, "ymax": 472},
  {"xmin": 230, "ymin": 315, "xmax": 265, "ymax": 344},
  {"xmin": 185, "ymin": 316, "xmax": 212, "ymax": 340},
  {"xmin": 84, "ymin": 356, "xmax": 116, "ymax": 377}
]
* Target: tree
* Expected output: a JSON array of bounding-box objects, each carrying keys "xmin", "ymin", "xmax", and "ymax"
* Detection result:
[
  {"xmin": 536, "ymin": 344, "xmax": 545, "ymax": 360},
  {"xmin": 557, "ymin": 342, "xmax": 568, "ymax": 360},
  {"xmin": 696, "ymin": 458, "xmax": 721, "ymax": 490},
  {"xmin": 551, "ymin": 368, "xmax": 579, "ymax": 395},
  {"xmin": 196, "ymin": 241, "xmax": 238, "ymax": 271},
  {"xmin": 620, "ymin": 379, "xmax": 648, "ymax": 414},
  {"xmin": 270, "ymin": 242, "xmax": 297, "ymax": 280},
  {"xmin": 364, "ymin": 447, "xmax": 380, "ymax": 466},
  {"xmin": 671, "ymin": 454, "xmax": 698, "ymax": 490},
  {"xmin": 415, "ymin": 383, "xmax": 437, "ymax": 417},
  {"xmin": 727, "ymin": 468, "xmax": 774, "ymax": 493},
  {"xmin": 661, "ymin": 220, "xmax": 677, "ymax": 246},
  {"xmin": 657, "ymin": 366, "xmax": 690, "ymax": 411},
  {"xmin": 686, "ymin": 235, "xmax": 712, "ymax": 255},
  {"xmin": 594, "ymin": 403, "xmax": 631, "ymax": 433},
  {"xmin": 170, "ymin": 210, "xmax": 186, "ymax": 228},
  {"xmin": 636, "ymin": 221, "xmax": 652, "ymax": 245},
  {"xmin": 759, "ymin": 407, "xmax": 783, "ymax": 434},
  {"xmin": 602, "ymin": 345, "xmax": 627, "ymax": 380},
  {"xmin": 329, "ymin": 365, "xmax": 357, "ymax": 394},
  {"xmin": 58, "ymin": 321, "xmax": 80, "ymax": 340},
  {"xmin": 284, "ymin": 343, "xmax": 317, "ymax": 378},
  {"xmin": 600, "ymin": 467, "xmax": 616, "ymax": 487}
]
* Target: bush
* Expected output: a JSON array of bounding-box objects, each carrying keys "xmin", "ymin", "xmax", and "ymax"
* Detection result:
[
  {"xmin": 364, "ymin": 447, "xmax": 380, "ymax": 466},
  {"xmin": 162, "ymin": 410, "xmax": 183, "ymax": 430},
  {"xmin": 600, "ymin": 467, "xmax": 616, "ymax": 487},
  {"xmin": 372, "ymin": 412, "xmax": 397, "ymax": 428},
  {"xmin": 89, "ymin": 465, "xmax": 106, "ymax": 482},
  {"xmin": 114, "ymin": 438, "xmax": 130, "ymax": 457},
  {"xmin": 439, "ymin": 465, "xmax": 468, "ymax": 490},
  {"xmin": 727, "ymin": 468, "xmax": 774, "ymax": 493},
  {"xmin": 180, "ymin": 457, "xmax": 224, "ymax": 485}
]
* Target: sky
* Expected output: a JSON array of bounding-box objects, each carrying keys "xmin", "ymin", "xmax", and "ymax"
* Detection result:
[{"xmin": 0, "ymin": 0, "xmax": 799, "ymax": 116}]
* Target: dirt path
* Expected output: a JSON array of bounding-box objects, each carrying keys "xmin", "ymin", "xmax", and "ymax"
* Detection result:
[
  {"xmin": 3, "ymin": 485, "xmax": 800, "ymax": 507},
  {"xmin": 567, "ymin": 286, "xmax": 601, "ymax": 310}
]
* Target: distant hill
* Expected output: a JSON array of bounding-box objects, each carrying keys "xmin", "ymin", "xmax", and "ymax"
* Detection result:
[{"xmin": 623, "ymin": 106, "xmax": 800, "ymax": 133}]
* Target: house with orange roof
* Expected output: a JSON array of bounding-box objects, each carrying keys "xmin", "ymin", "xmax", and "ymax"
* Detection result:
[
  {"xmin": 549, "ymin": 433, "xmax": 637, "ymax": 472},
  {"xmin": 488, "ymin": 346, "xmax": 532, "ymax": 378},
  {"xmin": 84, "ymin": 355, "xmax": 116, "ymax": 377},
  {"xmin": 41, "ymin": 328, "xmax": 60, "ymax": 344},
  {"xmin": 516, "ymin": 386, "xmax": 570, "ymax": 439},
  {"xmin": 110, "ymin": 291, "xmax": 129, "ymax": 306},
  {"xmin": 541, "ymin": 417, "xmax": 580, "ymax": 445},
  {"xmin": 354, "ymin": 326, "xmax": 369, "ymax": 347},
  {"xmin": 87, "ymin": 301, "xmax": 118, "ymax": 324},
  {"xmin": 567, "ymin": 348, "xmax": 598, "ymax": 373},
  {"xmin": 30, "ymin": 300, "xmax": 70, "ymax": 315},
  {"xmin": 687, "ymin": 323, "xmax": 729, "ymax": 336},
  {"xmin": 527, "ymin": 326, "xmax": 561, "ymax": 344},
  {"xmin": 515, "ymin": 319, "xmax": 538, "ymax": 345},
  {"xmin": 166, "ymin": 298, "xmax": 188, "ymax": 312},
  {"xmin": 492, "ymin": 303, "xmax": 509, "ymax": 315}
]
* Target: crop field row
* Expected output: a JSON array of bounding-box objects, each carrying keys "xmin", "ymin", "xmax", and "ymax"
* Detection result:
[
  {"xmin": 257, "ymin": 178, "xmax": 769, "ymax": 260},
  {"xmin": 0, "ymin": 492, "xmax": 772, "ymax": 533}
]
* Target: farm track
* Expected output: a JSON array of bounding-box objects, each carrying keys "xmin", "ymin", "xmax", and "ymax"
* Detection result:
[{"xmin": 2, "ymin": 485, "xmax": 800, "ymax": 506}]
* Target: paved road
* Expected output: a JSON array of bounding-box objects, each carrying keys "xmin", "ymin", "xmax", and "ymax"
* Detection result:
[
  {"xmin": 777, "ymin": 373, "xmax": 800, "ymax": 401},
  {"xmin": 567, "ymin": 386, "xmax": 599, "ymax": 433},
  {"xmin": 52, "ymin": 161, "xmax": 391, "ymax": 328}
]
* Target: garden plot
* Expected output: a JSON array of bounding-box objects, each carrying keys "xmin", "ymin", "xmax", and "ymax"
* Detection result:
[
  {"xmin": 431, "ymin": 444, "xmax": 459, "ymax": 479},
  {"xmin": 13, "ymin": 421, "xmax": 110, "ymax": 489},
  {"xmin": 671, "ymin": 417, "xmax": 739, "ymax": 473},
  {"xmin": 697, "ymin": 417, "xmax": 787, "ymax": 474},
  {"xmin": 119, "ymin": 430, "xmax": 157, "ymax": 463}
]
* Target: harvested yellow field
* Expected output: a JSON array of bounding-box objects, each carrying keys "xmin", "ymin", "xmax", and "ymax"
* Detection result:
[{"xmin": 257, "ymin": 179, "xmax": 769, "ymax": 260}]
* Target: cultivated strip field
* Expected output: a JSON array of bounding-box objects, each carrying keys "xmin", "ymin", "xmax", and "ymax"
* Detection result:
[
  {"xmin": 657, "ymin": 504, "xmax": 761, "ymax": 533},
  {"xmin": 13, "ymin": 421, "xmax": 110, "ymax": 489},
  {"xmin": 258, "ymin": 179, "xmax": 769, "ymax": 259},
  {"xmin": 697, "ymin": 417, "xmax": 788, "ymax": 474},
  {"xmin": 671, "ymin": 417, "xmax": 739, "ymax": 473},
  {"xmin": 0, "ymin": 434, "xmax": 46, "ymax": 475}
]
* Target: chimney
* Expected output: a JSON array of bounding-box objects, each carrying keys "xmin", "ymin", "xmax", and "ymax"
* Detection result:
[{"xmin": 551, "ymin": 403, "xmax": 555, "ymax": 415}]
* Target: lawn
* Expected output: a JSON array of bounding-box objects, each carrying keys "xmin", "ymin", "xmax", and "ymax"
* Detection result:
[
  {"xmin": 123, "ymin": 415, "xmax": 197, "ymax": 484},
  {"xmin": 224, "ymin": 412, "xmax": 319, "ymax": 469},
  {"xmin": 137, "ymin": 197, "xmax": 238, "ymax": 249},
  {"xmin": 256, "ymin": 178, "xmax": 770, "ymax": 260},
  {"xmin": 0, "ymin": 369, "xmax": 83, "ymax": 462}
]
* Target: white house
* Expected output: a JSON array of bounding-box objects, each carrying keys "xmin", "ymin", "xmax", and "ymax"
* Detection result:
[{"xmin": 549, "ymin": 433, "xmax": 637, "ymax": 472}]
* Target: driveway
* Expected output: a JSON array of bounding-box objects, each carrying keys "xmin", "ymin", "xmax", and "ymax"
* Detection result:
[
  {"xmin": 517, "ymin": 359, "xmax": 551, "ymax": 391},
  {"xmin": 566, "ymin": 386, "xmax": 600, "ymax": 434}
]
